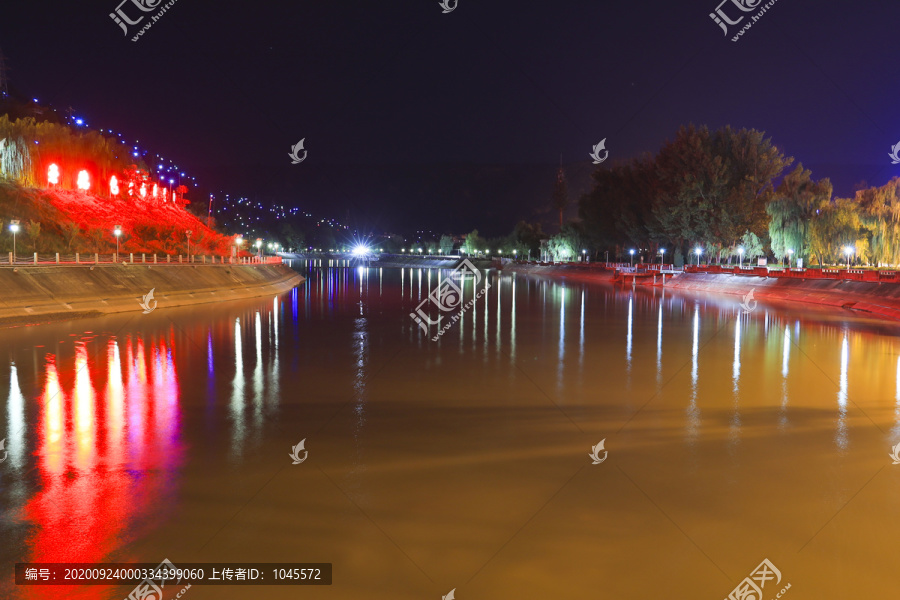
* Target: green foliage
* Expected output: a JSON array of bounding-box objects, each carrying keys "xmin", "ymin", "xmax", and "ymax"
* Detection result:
[
  {"xmin": 461, "ymin": 229, "xmax": 486, "ymax": 254},
  {"xmin": 24, "ymin": 219, "xmax": 40, "ymax": 252},
  {"xmin": 766, "ymin": 164, "xmax": 832, "ymax": 262},
  {"xmin": 439, "ymin": 234, "xmax": 454, "ymax": 254},
  {"xmin": 579, "ymin": 124, "xmax": 792, "ymax": 262}
]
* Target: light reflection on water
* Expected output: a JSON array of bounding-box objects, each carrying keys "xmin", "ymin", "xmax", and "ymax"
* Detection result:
[{"xmin": 1, "ymin": 264, "xmax": 900, "ymax": 598}]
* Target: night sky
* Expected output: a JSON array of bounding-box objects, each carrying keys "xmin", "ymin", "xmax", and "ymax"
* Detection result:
[{"xmin": 2, "ymin": 0, "xmax": 898, "ymax": 235}]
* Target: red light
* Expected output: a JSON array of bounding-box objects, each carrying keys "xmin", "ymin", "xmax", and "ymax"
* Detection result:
[
  {"xmin": 110, "ymin": 175, "xmax": 119, "ymax": 196},
  {"xmin": 76, "ymin": 170, "xmax": 90, "ymax": 190},
  {"xmin": 47, "ymin": 164, "xmax": 59, "ymax": 185}
]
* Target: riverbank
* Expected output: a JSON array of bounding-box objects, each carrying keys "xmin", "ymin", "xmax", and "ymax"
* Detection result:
[
  {"xmin": 0, "ymin": 263, "xmax": 304, "ymax": 325},
  {"xmin": 504, "ymin": 262, "xmax": 900, "ymax": 322}
]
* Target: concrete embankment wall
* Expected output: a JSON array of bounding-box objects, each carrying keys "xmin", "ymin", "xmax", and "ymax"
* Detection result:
[
  {"xmin": 0, "ymin": 263, "xmax": 304, "ymax": 325},
  {"xmin": 662, "ymin": 272, "xmax": 900, "ymax": 321},
  {"xmin": 504, "ymin": 263, "xmax": 616, "ymax": 282}
]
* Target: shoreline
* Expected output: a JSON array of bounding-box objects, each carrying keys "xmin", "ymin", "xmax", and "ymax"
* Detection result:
[
  {"xmin": 0, "ymin": 263, "xmax": 304, "ymax": 326},
  {"xmin": 504, "ymin": 262, "xmax": 900, "ymax": 322}
]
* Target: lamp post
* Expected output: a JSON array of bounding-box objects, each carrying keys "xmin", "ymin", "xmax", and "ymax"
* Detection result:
[
  {"xmin": 660, "ymin": 248, "xmax": 666, "ymax": 266},
  {"xmin": 695, "ymin": 247, "xmax": 702, "ymax": 266},
  {"xmin": 787, "ymin": 248, "xmax": 793, "ymax": 269},
  {"xmin": 605, "ymin": 250, "xmax": 609, "ymax": 264},
  {"xmin": 186, "ymin": 230, "xmax": 192, "ymax": 260},
  {"xmin": 843, "ymin": 245, "xmax": 853, "ymax": 268},
  {"xmin": 738, "ymin": 246, "xmax": 744, "ymax": 268},
  {"xmin": 114, "ymin": 225, "xmax": 122, "ymax": 261},
  {"xmin": 256, "ymin": 238, "xmax": 262, "ymax": 260},
  {"xmin": 10, "ymin": 220, "xmax": 19, "ymax": 261},
  {"xmin": 582, "ymin": 249, "xmax": 586, "ymax": 262},
  {"xmin": 629, "ymin": 248, "xmax": 635, "ymax": 266}
]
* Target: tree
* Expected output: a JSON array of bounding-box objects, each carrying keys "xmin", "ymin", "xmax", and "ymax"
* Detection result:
[
  {"xmin": 24, "ymin": 219, "xmax": 40, "ymax": 252},
  {"xmin": 439, "ymin": 234, "xmax": 454, "ymax": 254},
  {"xmin": 653, "ymin": 125, "xmax": 792, "ymax": 263},
  {"xmin": 61, "ymin": 221, "xmax": 80, "ymax": 251},
  {"xmin": 855, "ymin": 178, "xmax": 900, "ymax": 267},
  {"xmin": 461, "ymin": 229, "xmax": 486, "ymax": 255},
  {"xmin": 766, "ymin": 164, "xmax": 832, "ymax": 264}
]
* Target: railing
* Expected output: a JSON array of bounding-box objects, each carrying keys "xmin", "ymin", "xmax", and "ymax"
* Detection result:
[
  {"xmin": 681, "ymin": 264, "xmax": 898, "ymax": 283},
  {"xmin": 0, "ymin": 252, "xmax": 283, "ymax": 266}
]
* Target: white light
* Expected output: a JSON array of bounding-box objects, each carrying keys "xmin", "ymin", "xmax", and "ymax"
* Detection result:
[{"xmin": 352, "ymin": 244, "xmax": 370, "ymax": 256}]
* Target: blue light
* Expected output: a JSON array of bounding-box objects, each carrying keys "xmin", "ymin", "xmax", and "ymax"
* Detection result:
[{"xmin": 75, "ymin": 118, "xmax": 84, "ymax": 125}]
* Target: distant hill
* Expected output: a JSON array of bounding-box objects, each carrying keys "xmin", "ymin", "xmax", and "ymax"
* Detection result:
[{"xmin": 202, "ymin": 161, "xmax": 598, "ymax": 237}]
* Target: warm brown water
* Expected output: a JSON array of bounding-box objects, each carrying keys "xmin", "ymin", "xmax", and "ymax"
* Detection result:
[{"xmin": 2, "ymin": 264, "xmax": 900, "ymax": 599}]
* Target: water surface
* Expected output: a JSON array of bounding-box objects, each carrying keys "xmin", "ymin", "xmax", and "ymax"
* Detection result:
[{"xmin": 1, "ymin": 264, "xmax": 899, "ymax": 599}]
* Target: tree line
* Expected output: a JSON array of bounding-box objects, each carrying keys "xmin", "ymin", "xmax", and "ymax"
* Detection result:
[{"xmin": 575, "ymin": 124, "xmax": 900, "ymax": 267}]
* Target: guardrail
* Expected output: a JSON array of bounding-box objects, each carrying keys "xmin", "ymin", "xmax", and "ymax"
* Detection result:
[
  {"xmin": 681, "ymin": 264, "xmax": 898, "ymax": 283},
  {"xmin": 0, "ymin": 252, "xmax": 283, "ymax": 266}
]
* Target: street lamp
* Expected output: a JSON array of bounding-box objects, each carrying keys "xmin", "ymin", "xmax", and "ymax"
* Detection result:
[
  {"xmin": 738, "ymin": 246, "xmax": 744, "ymax": 268},
  {"xmin": 114, "ymin": 225, "xmax": 122, "ymax": 261},
  {"xmin": 629, "ymin": 249, "xmax": 635, "ymax": 266},
  {"xmin": 9, "ymin": 220, "xmax": 19, "ymax": 260},
  {"xmin": 186, "ymin": 230, "xmax": 192, "ymax": 259},
  {"xmin": 695, "ymin": 247, "xmax": 702, "ymax": 266},
  {"xmin": 605, "ymin": 250, "xmax": 609, "ymax": 263},
  {"xmin": 843, "ymin": 245, "xmax": 853, "ymax": 268},
  {"xmin": 256, "ymin": 238, "xmax": 262, "ymax": 259},
  {"xmin": 582, "ymin": 249, "xmax": 586, "ymax": 262},
  {"xmin": 787, "ymin": 248, "xmax": 793, "ymax": 269},
  {"xmin": 660, "ymin": 248, "xmax": 666, "ymax": 265}
]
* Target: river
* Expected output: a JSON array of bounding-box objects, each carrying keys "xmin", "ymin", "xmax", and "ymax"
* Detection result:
[{"xmin": 1, "ymin": 263, "xmax": 898, "ymax": 599}]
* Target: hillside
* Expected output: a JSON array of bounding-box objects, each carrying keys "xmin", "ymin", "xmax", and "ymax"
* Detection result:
[{"xmin": 0, "ymin": 181, "xmax": 237, "ymax": 256}]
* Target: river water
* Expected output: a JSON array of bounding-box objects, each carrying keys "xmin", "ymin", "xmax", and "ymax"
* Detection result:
[{"xmin": 1, "ymin": 264, "xmax": 899, "ymax": 599}]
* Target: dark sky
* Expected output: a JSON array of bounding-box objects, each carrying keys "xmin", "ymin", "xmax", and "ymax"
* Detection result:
[{"xmin": 2, "ymin": 0, "xmax": 899, "ymax": 235}]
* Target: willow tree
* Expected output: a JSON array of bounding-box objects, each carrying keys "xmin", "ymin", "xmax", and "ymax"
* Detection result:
[
  {"xmin": 808, "ymin": 197, "xmax": 866, "ymax": 265},
  {"xmin": 855, "ymin": 178, "xmax": 900, "ymax": 266},
  {"xmin": 766, "ymin": 164, "xmax": 832, "ymax": 264}
]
